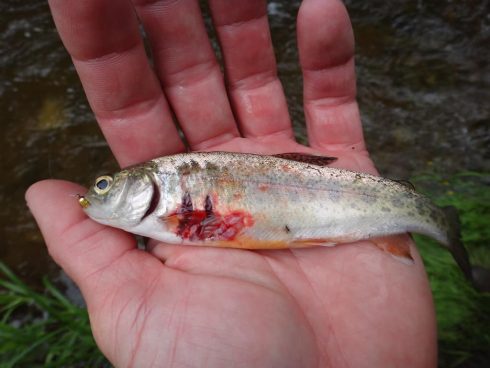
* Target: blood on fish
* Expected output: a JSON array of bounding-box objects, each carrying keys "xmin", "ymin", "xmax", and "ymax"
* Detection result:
[{"xmin": 171, "ymin": 192, "xmax": 254, "ymax": 242}]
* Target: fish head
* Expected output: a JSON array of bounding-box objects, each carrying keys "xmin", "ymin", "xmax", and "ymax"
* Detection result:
[{"xmin": 80, "ymin": 168, "xmax": 155, "ymax": 229}]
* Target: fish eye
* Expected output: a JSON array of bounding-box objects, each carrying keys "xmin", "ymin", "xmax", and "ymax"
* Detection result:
[{"xmin": 94, "ymin": 175, "xmax": 113, "ymax": 195}]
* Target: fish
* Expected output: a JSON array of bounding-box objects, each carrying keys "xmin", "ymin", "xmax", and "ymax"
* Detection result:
[{"xmin": 78, "ymin": 151, "xmax": 472, "ymax": 279}]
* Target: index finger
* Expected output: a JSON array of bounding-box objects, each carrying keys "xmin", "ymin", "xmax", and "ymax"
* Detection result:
[{"xmin": 48, "ymin": 0, "xmax": 185, "ymax": 167}]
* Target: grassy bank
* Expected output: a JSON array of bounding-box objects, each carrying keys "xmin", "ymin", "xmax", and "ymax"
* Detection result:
[
  {"xmin": 412, "ymin": 172, "xmax": 490, "ymax": 367},
  {"xmin": 1, "ymin": 172, "xmax": 489, "ymax": 367},
  {"xmin": 0, "ymin": 262, "xmax": 108, "ymax": 367}
]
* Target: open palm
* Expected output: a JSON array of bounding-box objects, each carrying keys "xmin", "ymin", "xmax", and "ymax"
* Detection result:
[{"xmin": 27, "ymin": 1, "xmax": 436, "ymax": 367}]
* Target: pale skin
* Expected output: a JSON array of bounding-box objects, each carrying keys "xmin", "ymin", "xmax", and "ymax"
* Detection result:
[{"xmin": 26, "ymin": 0, "xmax": 437, "ymax": 367}]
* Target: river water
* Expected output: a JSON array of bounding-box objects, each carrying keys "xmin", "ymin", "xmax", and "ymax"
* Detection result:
[{"xmin": 0, "ymin": 0, "xmax": 488, "ymax": 281}]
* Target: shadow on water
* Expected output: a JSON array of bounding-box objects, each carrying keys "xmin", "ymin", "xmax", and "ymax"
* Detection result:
[{"xmin": 0, "ymin": 0, "xmax": 488, "ymax": 298}]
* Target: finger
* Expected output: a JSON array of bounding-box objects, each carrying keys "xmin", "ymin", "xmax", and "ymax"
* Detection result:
[
  {"xmin": 48, "ymin": 0, "xmax": 184, "ymax": 167},
  {"xmin": 298, "ymin": 0, "xmax": 366, "ymax": 152},
  {"xmin": 132, "ymin": 0, "xmax": 239, "ymax": 150},
  {"xmin": 25, "ymin": 180, "xmax": 161, "ymax": 299},
  {"xmin": 208, "ymin": 0, "xmax": 294, "ymax": 140}
]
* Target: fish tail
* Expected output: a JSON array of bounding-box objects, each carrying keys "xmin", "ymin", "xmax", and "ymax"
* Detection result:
[{"xmin": 442, "ymin": 206, "xmax": 473, "ymax": 283}]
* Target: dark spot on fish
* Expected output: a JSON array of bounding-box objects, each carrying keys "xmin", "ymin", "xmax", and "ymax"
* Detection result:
[
  {"xmin": 415, "ymin": 202, "xmax": 427, "ymax": 214},
  {"xmin": 178, "ymin": 162, "xmax": 191, "ymax": 176},
  {"xmin": 381, "ymin": 206, "xmax": 391, "ymax": 212},
  {"xmin": 285, "ymin": 225, "xmax": 291, "ymax": 233},
  {"xmin": 178, "ymin": 160, "xmax": 202, "ymax": 176},
  {"xmin": 204, "ymin": 194, "xmax": 213, "ymax": 213},
  {"xmin": 429, "ymin": 208, "xmax": 440, "ymax": 222},
  {"xmin": 205, "ymin": 162, "xmax": 220, "ymax": 172},
  {"xmin": 361, "ymin": 194, "xmax": 377, "ymax": 204},
  {"xmin": 405, "ymin": 192, "xmax": 417, "ymax": 200},
  {"xmin": 190, "ymin": 160, "xmax": 200, "ymax": 172},
  {"xmin": 179, "ymin": 192, "xmax": 193, "ymax": 214},
  {"xmin": 328, "ymin": 190, "xmax": 342, "ymax": 202},
  {"xmin": 391, "ymin": 198, "xmax": 403, "ymax": 207},
  {"xmin": 350, "ymin": 201, "xmax": 361, "ymax": 210}
]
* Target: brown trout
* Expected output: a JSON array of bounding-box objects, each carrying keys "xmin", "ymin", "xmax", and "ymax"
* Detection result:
[{"xmin": 78, "ymin": 152, "xmax": 470, "ymax": 275}]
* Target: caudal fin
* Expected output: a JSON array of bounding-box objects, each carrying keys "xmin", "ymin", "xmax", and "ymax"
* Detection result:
[{"xmin": 442, "ymin": 206, "xmax": 473, "ymax": 282}]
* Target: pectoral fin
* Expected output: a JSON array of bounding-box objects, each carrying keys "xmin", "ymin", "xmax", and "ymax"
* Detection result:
[{"xmin": 289, "ymin": 238, "xmax": 338, "ymax": 248}]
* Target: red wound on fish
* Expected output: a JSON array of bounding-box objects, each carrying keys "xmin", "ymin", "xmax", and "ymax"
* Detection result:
[{"xmin": 172, "ymin": 193, "xmax": 254, "ymax": 242}]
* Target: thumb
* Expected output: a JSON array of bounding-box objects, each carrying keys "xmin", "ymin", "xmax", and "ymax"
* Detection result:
[{"xmin": 25, "ymin": 179, "xmax": 153, "ymax": 297}]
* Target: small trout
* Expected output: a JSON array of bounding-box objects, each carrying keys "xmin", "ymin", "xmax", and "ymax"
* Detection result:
[{"xmin": 79, "ymin": 152, "xmax": 470, "ymax": 275}]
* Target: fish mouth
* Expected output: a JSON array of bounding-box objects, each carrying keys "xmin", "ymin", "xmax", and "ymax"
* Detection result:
[
  {"xmin": 77, "ymin": 194, "xmax": 90, "ymax": 208},
  {"xmin": 140, "ymin": 175, "xmax": 160, "ymax": 222}
]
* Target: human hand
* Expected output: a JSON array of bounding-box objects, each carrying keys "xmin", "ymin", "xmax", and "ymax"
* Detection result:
[{"xmin": 27, "ymin": 0, "xmax": 436, "ymax": 367}]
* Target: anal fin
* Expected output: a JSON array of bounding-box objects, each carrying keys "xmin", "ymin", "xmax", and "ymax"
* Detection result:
[{"xmin": 371, "ymin": 234, "xmax": 414, "ymax": 265}]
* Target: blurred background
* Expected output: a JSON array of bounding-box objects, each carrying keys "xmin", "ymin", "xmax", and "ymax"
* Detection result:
[{"xmin": 0, "ymin": 0, "xmax": 488, "ymax": 366}]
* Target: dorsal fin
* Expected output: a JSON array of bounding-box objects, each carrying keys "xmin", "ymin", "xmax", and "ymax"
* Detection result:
[
  {"xmin": 272, "ymin": 153, "xmax": 337, "ymax": 167},
  {"xmin": 393, "ymin": 179, "xmax": 416, "ymax": 190}
]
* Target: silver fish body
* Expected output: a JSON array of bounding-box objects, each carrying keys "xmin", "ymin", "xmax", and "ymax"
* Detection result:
[{"xmin": 81, "ymin": 152, "xmax": 457, "ymax": 258}]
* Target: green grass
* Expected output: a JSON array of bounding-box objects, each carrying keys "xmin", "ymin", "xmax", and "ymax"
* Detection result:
[
  {"xmin": 0, "ymin": 262, "xmax": 109, "ymax": 367},
  {"xmin": 0, "ymin": 171, "xmax": 488, "ymax": 367},
  {"xmin": 413, "ymin": 171, "xmax": 490, "ymax": 367}
]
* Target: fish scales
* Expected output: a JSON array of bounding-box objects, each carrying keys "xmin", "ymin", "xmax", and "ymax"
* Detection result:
[{"xmin": 157, "ymin": 153, "xmax": 448, "ymax": 245}]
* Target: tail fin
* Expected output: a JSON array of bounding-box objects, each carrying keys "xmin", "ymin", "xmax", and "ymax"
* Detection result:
[{"xmin": 442, "ymin": 206, "xmax": 473, "ymax": 282}]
